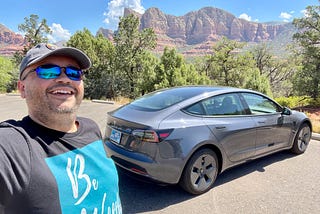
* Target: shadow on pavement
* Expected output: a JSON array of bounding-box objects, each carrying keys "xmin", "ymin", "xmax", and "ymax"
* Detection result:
[{"xmin": 118, "ymin": 150, "xmax": 295, "ymax": 213}]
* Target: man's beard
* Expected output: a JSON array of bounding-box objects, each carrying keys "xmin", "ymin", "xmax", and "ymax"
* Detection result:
[
  {"xmin": 51, "ymin": 106, "xmax": 79, "ymax": 113},
  {"xmin": 48, "ymin": 101, "xmax": 81, "ymax": 114}
]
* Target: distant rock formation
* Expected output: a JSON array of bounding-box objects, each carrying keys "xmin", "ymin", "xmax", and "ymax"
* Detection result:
[
  {"xmin": 98, "ymin": 7, "xmax": 293, "ymax": 56},
  {"xmin": 0, "ymin": 24, "xmax": 24, "ymax": 56},
  {"xmin": 140, "ymin": 7, "xmax": 289, "ymax": 43},
  {"xmin": 1, "ymin": 7, "xmax": 294, "ymax": 57}
]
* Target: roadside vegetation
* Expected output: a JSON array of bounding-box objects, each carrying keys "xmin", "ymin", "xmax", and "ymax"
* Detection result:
[
  {"xmin": 275, "ymin": 96, "xmax": 320, "ymax": 133},
  {"xmin": 0, "ymin": 4, "xmax": 319, "ymax": 132}
]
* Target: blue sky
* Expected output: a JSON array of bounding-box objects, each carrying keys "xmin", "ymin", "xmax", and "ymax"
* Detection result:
[{"xmin": 1, "ymin": 0, "xmax": 318, "ymax": 42}]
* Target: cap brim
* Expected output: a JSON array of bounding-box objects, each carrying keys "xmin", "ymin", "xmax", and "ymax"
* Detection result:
[{"xmin": 26, "ymin": 47, "xmax": 91, "ymax": 70}]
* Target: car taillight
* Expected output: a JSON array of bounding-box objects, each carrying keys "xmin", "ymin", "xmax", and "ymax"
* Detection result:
[{"xmin": 132, "ymin": 129, "xmax": 173, "ymax": 143}]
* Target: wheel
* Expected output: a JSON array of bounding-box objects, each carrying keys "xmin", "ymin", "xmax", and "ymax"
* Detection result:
[
  {"xmin": 290, "ymin": 123, "xmax": 311, "ymax": 154},
  {"xmin": 179, "ymin": 148, "xmax": 218, "ymax": 195}
]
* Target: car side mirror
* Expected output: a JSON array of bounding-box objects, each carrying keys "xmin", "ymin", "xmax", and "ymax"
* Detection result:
[{"xmin": 282, "ymin": 107, "xmax": 292, "ymax": 115}]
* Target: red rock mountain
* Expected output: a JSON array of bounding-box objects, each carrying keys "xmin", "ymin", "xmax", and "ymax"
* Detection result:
[
  {"xmin": 0, "ymin": 24, "xmax": 24, "ymax": 56},
  {"xmin": 1, "ymin": 7, "xmax": 294, "ymax": 57},
  {"xmin": 139, "ymin": 7, "xmax": 287, "ymax": 43},
  {"xmin": 98, "ymin": 7, "xmax": 293, "ymax": 56}
]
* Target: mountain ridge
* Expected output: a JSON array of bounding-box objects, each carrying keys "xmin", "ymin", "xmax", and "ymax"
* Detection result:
[
  {"xmin": 98, "ymin": 7, "xmax": 295, "ymax": 56},
  {"xmin": 0, "ymin": 23, "xmax": 24, "ymax": 56},
  {"xmin": 1, "ymin": 7, "xmax": 295, "ymax": 57}
]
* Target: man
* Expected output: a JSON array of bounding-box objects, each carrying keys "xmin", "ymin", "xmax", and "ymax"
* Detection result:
[{"xmin": 0, "ymin": 43, "xmax": 122, "ymax": 213}]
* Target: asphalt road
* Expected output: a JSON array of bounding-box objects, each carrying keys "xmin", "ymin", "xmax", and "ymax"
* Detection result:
[{"xmin": 1, "ymin": 94, "xmax": 320, "ymax": 214}]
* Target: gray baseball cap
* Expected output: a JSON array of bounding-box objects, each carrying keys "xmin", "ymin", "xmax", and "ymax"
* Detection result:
[{"xmin": 19, "ymin": 43, "xmax": 91, "ymax": 79}]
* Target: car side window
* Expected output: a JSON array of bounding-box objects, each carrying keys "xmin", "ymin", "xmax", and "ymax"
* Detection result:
[
  {"xmin": 206, "ymin": 93, "xmax": 246, "ymax": 116},
  {"xmin": 241, "ymin": 93, "xmax": 281, "ymax": 114},
  {"xmin": 184, "ymin": 102, "xmax": 205, "ymax": 115},
  {"xmin": 184, "ymin": 93, "xmax": 247, "ymax": 116}
]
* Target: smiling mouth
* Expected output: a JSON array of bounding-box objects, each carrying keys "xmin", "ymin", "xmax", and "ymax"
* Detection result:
[{"xmin": 51, "ymin": 90, "xmax": 74, "ymax": 95}]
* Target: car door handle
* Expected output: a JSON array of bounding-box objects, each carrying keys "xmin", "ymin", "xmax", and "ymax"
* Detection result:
[{"xmin": 215, "ymin": 126, "xmax": 226, "ymax": 129}]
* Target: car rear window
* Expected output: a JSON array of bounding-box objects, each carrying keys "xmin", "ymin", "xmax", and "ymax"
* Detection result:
[{"xmin": 129, "ymin": 87, "xmax": 218, "ymax": 111}]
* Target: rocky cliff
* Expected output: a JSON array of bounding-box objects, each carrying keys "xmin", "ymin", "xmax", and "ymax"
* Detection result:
[
  {"xmin": 1, "ymin": 7, "xmax": 294, "ymax": 57},
  {"xmin": 99, "ymin": 7, "xmax": 293, "ymax": 56},
  {"xmin": 0, "ymin": 24, "xmax": 24, "ymax": 56}
]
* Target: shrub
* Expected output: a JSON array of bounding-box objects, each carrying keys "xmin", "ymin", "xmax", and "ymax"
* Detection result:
[{"xmin": 275, "ymin": 96, "xmax": 311, "ymax": 108}]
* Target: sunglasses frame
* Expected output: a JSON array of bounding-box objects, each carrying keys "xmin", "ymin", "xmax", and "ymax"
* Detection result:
[{"xmin": 21, "ymin": 64, "xmax": 83, "ymax": 81}]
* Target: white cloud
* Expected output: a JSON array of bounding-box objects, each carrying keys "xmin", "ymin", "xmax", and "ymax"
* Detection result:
[
  {"xmin": 279, "ymin": 12, "xmax": 293, "ymax": 22},
  {"xmin": 239, "ymin": 13, "xmax": 252, "ymax": 21},
  {"xmin": 301, "ymin": 9, "xmax": 310, "ymax": 17},
  {"xmin": 47, "ymin": 23, "xmax": 71, "ymax": 43},
  {"xmin": 103, "ymin": 0, "xmax": 145, "ymax": 30}
]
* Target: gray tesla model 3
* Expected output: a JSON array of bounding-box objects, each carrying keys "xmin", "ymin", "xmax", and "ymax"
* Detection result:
[{"xmin": 104, "ymin": 86, "xmax": 312, "ymax": 194}]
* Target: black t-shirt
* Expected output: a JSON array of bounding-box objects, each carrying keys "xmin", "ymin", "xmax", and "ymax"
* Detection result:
[{"xmin": 0, "ymin": 116, "xmax": 122, "ymax": 213}]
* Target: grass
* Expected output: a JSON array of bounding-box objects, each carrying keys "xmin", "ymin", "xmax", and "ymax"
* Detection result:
[
  {"xmin": 112, "ymin": 96, "xmax": 131, "ymax": 105},
  {"xmin": 306, "ymin": 112, "xmax": 320, "ymax": 134}
]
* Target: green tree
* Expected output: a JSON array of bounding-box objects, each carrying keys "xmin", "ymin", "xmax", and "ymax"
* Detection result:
[
  {"xmin": 244, "ymin": 69, "xmax": 272, "ymax": 96},
  {"xmin": 204, "ymin": 37, "xmax": 259, "ymax": 88},
  {"xmin": 154, "ymin": 47, "xmax": 211, "ymax": 90},
  {"xmin": 18, "ymin": 14, "xmax": 51, "ymax": 48},
  {"xmin": 135, "ymin": 51, "xmax": 159, "ymax": 95},
  {"xmin": 67, "ymin": 29, "xmax": 115, "ymax": 99},
  {"xmin": 9, "ymin": 14, "xmax": 52, "ymax": 93},
  {"xmin": 251, "ymin": 43, "xmax": 297, "ymax": 96},
  {"xmin": 15, "ymin": 14, "xmax": 52, "ymax": 60},
  {"xmin": 292, "ymin": 3, "xmax": 320, "ymax": 98},
  {"xmin": 113, "ymin": 14, "xmax": 157, "ymax": 98},
  {"xmin": 201, "ymin": 37, "xmax": 272, "ymax": 94},
  {"xmin": 0, "ymin": 56, "xmax": 14, "ymax": 92},
  {"xmin": 155, "ymin": 47, "xmax": 185, "ymax": 88}
]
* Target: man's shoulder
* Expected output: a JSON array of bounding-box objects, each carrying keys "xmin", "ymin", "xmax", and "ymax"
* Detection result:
[
  {"xmin": 0, "ymin": 119, "xmax": 29, "ymax": 144},
  {"xmin": 77, "ymin": 117, "xmax": 100, "ymax": 128},
  {"xmin": 0, "ymin": 119, "xmax": 20, "ymax": 126},
  {"xmin": 77, "ymin": 116, "xmax": 96, "ymax": 123},
  {"xmin": 0, "ymin": 119, "xmax": 21, "ymax": 132}
]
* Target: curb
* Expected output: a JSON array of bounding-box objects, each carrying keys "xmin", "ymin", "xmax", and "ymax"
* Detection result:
[
  {"xmin": 91, "ymin": 99, "xmax": 115, "ymax": 105},
  {"xmin": 5, "ymin": 93, "xmax": 20, "ymax": 96},
  {"xmin": 312, "ymin": 133, "xmax": 320, "ymax": 141}
]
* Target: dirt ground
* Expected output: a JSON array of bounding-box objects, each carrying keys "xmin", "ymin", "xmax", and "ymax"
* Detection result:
[
  {"xmin": 294, "ymin": 107, "xmax": 320, "ymax": 133},
  {"xmin": 295, "ymin": 106, "xmax": 320, "ymax": 117}
]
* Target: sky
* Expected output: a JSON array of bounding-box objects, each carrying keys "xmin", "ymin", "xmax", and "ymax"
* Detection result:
[{"xmin": 0, "ymin": 0, "xmax": 318, "ymax": 43}]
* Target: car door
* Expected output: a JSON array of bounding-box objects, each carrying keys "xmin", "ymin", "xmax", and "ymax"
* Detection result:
[
  {"xmin": 199, "ymin": 93, "xmax": 257, "ymax": 162},
  {"xmin": 240, "ymin": 92, "xmax": 293, "ymax": 156}
]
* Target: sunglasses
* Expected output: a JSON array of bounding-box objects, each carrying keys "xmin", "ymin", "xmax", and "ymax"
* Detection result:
[{"xmin": 22, "ymin": 64, "xmax": 83, "ymax": 81}]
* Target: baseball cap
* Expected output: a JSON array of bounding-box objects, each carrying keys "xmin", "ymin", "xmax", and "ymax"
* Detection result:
[{"xmin": 19, "ymin": 43, "xmax": 91, "ymax": 79}]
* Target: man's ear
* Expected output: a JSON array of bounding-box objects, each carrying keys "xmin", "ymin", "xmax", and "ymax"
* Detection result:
[{"xmin": 17, "ymin": 80, "xmax": 26, "ymax": 98}]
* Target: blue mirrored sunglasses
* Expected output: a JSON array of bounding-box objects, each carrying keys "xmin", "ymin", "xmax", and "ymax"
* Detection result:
[{"xmin": 22, "ymin": 64, "xmax": 83, "ymax": 81}]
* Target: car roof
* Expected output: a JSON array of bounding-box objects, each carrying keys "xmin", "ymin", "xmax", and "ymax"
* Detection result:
[
  {"xmin": 127, "ymin": 85, "xmax": 258, "ymax": 112},
  {"xmin": 110, "ymin": 86, "xmax": 270, "ymax": 128}
]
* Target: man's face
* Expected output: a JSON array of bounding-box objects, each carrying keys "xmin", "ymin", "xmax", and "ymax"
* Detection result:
[{"xmin": 18, "ymin": 55, "xmax": 84, "ymax": 118}]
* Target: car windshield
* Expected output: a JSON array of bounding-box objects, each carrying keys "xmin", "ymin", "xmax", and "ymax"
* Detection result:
[{"xmin": 129, "ymin": 87, "xmax": 219, "ymax": 111}]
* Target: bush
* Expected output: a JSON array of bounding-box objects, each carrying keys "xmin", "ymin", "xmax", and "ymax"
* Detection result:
[
  {"xmin": 275, "ymin": 96, "xmax": 311, "ymax": 108},
  {"xmin": 308, "ymin": 98, "xmax": 320, "ymax": 107}
]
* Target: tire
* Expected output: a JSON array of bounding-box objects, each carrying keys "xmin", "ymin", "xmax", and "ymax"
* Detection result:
[
  {"xmin": 290, "ymin": 123, "xmax": 311, "ymax": 154},
  {"xmin": 179, "ymin": 148, "xmax": 218, "ymax": 195}
]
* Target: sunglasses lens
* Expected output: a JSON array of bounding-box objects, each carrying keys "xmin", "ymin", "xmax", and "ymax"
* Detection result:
[
  {"xmin": 36, "ymin": 65, "xmax": 60, "ymax": 79},
  {"xmin": 65, "ymin": 67, "xmax": 83, "ymax": 81},
  {"xmin": 35, "ymin": 65, "xmax": 83, "ymax": 81}
]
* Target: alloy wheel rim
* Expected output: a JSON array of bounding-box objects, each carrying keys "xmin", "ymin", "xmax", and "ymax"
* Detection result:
[
  {"xmin": 190, "ymin": 154, "xmax": 216, "ymax": 191},
  {"xmin": 298, "ymin": 126, "xmax": 311, "ymax": 151}
]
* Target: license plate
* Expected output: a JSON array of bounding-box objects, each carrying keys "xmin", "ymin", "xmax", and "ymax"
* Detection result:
[{"xmin": 110, "ymin": 129, "xmax": 122, "ymax": 144}]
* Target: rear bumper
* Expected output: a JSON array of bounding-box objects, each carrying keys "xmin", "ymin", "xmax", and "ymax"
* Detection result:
[{"xmin": 105, "ymin": 141, "xmax": 183, "ymax": 184}]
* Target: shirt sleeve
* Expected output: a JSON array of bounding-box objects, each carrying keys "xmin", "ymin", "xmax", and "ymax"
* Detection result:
[{"xmin": 0, "ymin": 127, "xmax": 31, "ymax": 208}]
